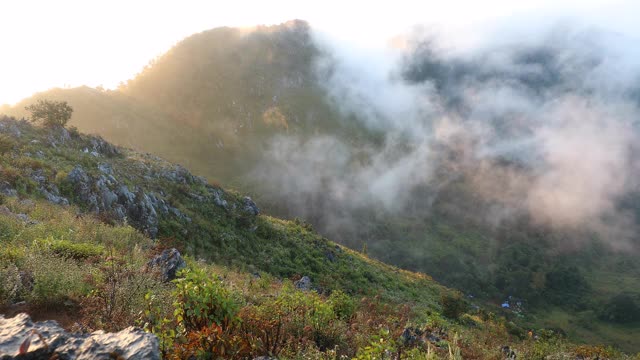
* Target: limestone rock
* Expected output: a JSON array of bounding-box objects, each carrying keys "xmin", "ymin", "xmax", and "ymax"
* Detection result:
[
  {"xmin": 147, "ymin": 248, "xmax": 186, "ymax": 282},
  {"xmin": 0, "ymin": 313, "xmax": 159, "ymax": 360}
]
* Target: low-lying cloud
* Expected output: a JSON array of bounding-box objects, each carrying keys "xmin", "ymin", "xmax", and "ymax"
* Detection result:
[{"xmin": 252, "ymin": 23, "xmax": 640, "ymax": 250}]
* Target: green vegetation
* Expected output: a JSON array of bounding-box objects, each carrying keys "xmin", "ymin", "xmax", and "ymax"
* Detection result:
[
  {"xmin": 25, "ymin": 99, "xmax": 73, "ymax": 128},
  {"xmin": 0, "ymin": 118, "xmax": 638, "ymax": 358}
]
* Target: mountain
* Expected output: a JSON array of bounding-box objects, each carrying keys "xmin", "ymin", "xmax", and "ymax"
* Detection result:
[{"xmin": 3, "ymin": 20, "xmax": 640, "ymax": 353}]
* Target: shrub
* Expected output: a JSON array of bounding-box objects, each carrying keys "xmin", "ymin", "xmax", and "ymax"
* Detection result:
[
  {"xmin": 25, "ymin": 99, "xmax": 73, "ymax": 128},
  {"xmin": 172, "ymin": 267, "xmax": 240, "ymax": 331},
  {"xmin": 0, "ymin": 264, "xmax": 21, "ymax": 306},
  {"xmin": 599, "ymin": 293, "xmax": 640, "ymax": 323},
  {"xmin": 328, "ymin": 289, "xmax": 356, "ymax": 320},
  {"xmin": 239, "ymin": 285, "xmax": 346, "ymax": 357},
  {"xmin": 35, "ymin": 237, "xmax": 104, "ymax": 260},
  {"xmin": 0, "ymin": 166, "xmax": 21, "ymax": 185},
  {"xmin": 0, "ymin": 134, "xmax": 16, "ymax": 155},
  {"xmin": 26, "ymin": 253, "xmax": 92, "ymax": 306},
  {"xmin": 440, "ymin": 292, "xmax": 468, "ymax": 320},
  {"xmin": 50, "ymin": 239, "xmax": 104, "ymax": 260},
  {"xmin": 82, "ymin": 258, "xmax": 163, "ymax": 331},
  {"xmin": 0, "ymin": 246, "xmax": 26, "ymax": 266}
]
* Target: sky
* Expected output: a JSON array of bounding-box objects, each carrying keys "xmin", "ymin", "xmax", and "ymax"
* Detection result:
[{"xmin": 0, "ymin": 0, "xmax": 638, "ymax": 105}]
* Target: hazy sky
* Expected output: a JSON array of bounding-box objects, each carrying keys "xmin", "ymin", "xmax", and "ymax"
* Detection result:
[{"xmin": 1, "ymin": 0, "xmax": 637, "ymax": 105}]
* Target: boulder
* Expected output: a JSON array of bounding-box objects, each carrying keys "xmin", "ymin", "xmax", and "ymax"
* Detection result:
[
  {"xmin": 147, "ymin": 248, "xmax": 186, "ymax": 282},
  {"xmin": 0, "ymin": 182, "xmax": 17, "ymax": 197},
  {"xmin": 0, "ymin": 313, "xmax": 159, "ymax": 359},
  {"xmin": 242, "ymin": 196, "xmax": 260, "ymax": 217},
  {"xmin": 294, "ymin": 276, "xmax": 312, "ymax": 291}
]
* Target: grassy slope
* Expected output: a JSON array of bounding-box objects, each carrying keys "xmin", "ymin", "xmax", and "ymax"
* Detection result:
[
  {"xmin": 0, "ymin": 117, "xmax": 444, "ymax": 308},
  {"xmin": 0, "ymin": 119, "xmax": 638, "ymax": 358}
]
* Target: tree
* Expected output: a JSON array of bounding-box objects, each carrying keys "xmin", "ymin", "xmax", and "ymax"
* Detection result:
[
  {"xmin": 600, "ymin": 294, "xmax": 640, "ymax": 323},
  {"xmin": 25, "ymin": 100, "xmax": 73, "ymax": 128}
]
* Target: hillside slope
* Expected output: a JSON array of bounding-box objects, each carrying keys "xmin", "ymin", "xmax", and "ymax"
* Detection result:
[{"xmin": 1, "ymin": 117, "xmax": 637, "ymax": 358}]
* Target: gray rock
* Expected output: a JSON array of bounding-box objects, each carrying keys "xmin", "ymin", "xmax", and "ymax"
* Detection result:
[
  {"xmin": 89, "ymin": 137, "xmax": 120, "ymax": 157},
  {"xmin": 294, "ymin": 276, "xmax": 312, "ymax": 291},
  {"xmin": 97, "ymin": 163, "xmax": 112, "ymax": 175},
  {"xmin": 29, "ymin": 169, "xmax": 46, "ymax": 185},
  {"xmin": 209, "ymin": 187, "xmax": 228, "ymax": 209},
  {"xmin": 41, "ymin": 187, "xmax": 69, "ymax": 206},
  {"xmin": 242, "ymin": 197, "xmax": 260, "ymax": 216},
  {"xmin": 161, "ymin": 165, "xmax": 195, "ymax": 184},
  {"xmin": 47, "ymin": 127, "xmax": 71, "ymax": 147},
  {"xmin": 67, "ymin": 168, "xmax": 159, "ymax": 237},
  {"xmin": 116, "ymin": 185, "xmax": 135, "ymax": 205},
  {"xmin": 147, "ymin": 248, "xmax": 186, "ymax": 282},
  {"xmin": 0, "ymin": 118, "xmax": 22, "ymax": 138},
  {"xmin": 67, "ymin": 166, "xmax": 90, "ymax": 187},
  {"xmin": 130, "ymin": 190, "xmax": 158, "ymax": 238},
  {"xmin": 0, "ymin": 313, "xmax": 159, "ymax": 359},
  {"xmin": 0, "ymin": 182, "xmax": 17, "ymax": 197},
  {"xmin": 100, "ymin": 188, "xmax": 118, "ymax": 210}
]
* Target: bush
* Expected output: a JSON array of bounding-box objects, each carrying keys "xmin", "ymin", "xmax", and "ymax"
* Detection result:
[
  {"xmin": 0, "ymin": 166, "xmax": 21, "ymax": 185},
  {"xmin": 440, "ymin": 292, "xmax": 468, "ymax": 320},
  {"xmin": 0, "ymin": 246, "xmax": 26, "ymax": 266},
  {"xmin": 50, "ymin": 239, "xmax": 104, "ymax": 260},
  {"xmin": 0, "ymin": 264, "xmax": 21, "ymax": 306},
  {"xmin": 173, "ymin": 267, "xmax": 240, "ymax": 331},
  {"xmin": 25, "ymin": 99, "xmax": 73, "ymax": 128},
  {"xmin": 328, "ymin": 289, "xmax": 356, "ymax": 320},
  {"xmin": 0, "ymin": 134, "xmax": 16, "ymax": 155},
  {"xmin": 239, "ymin": 285, "xmax": 346, "ymax": 357},
  {"xmin": 82, "ymin": 258, "xmax": 163, "ymax": 331},
  {"xmin": 35, "ymin": 237, "xmax": 104, "ymax": 260},
  {"xmin": 26, "ymin": 253, "xmax": 92, "ymax": 306},
  {"xmin": 599, "ymin": 293, "xmax": 640, "ymax": 323}
]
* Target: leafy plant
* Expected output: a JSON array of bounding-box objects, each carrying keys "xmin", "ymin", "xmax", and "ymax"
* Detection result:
[{"xmin": 172, "ymin": 266, "xmax": 240, "ymax": 332}]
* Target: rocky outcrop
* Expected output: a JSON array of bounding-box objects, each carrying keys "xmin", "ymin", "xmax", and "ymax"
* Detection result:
[
  {"xmin": 0, "ymin": 313, "xmax": 159, "ymax": 360},
  {"xmin": 0, "ymin": 117, "xmax": 24, "ymax": 138},
  {"xmin": 66, "ymin": 165, "xmax": 160, "ymax": 238},
  {"xmin": 47, "ymin": 127, "xmax": 71, "ymax": 148},
  {"xmin": 147, "ymin": 248, "xmax": 186, "ymax": 282},
  {"xmin": 159, "ymin": 165, "xmax": 205, "ymax": 186},
  {"xmin": 29, "ymin": 169, "xmax": 69, "ymax": 206},
  {"xmin": 294, "ymin": 276, "xmax": 312, "ymax": 291},
  {"xmin": 87, "ymin": 136, "xmax": 120, "ymax": 157},
  {"xmin": 0, "ymin": 182, "xmax": 17, "ymax": 197}
]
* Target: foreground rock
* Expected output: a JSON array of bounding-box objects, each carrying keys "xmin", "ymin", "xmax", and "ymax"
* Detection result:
[
  {"xmin": 147, "ymin": 248, "xmax": 186, "ymax": 282},
  {"xmin": 0, "ymin": 313, "xmax": 159, "ymax": 360}
]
